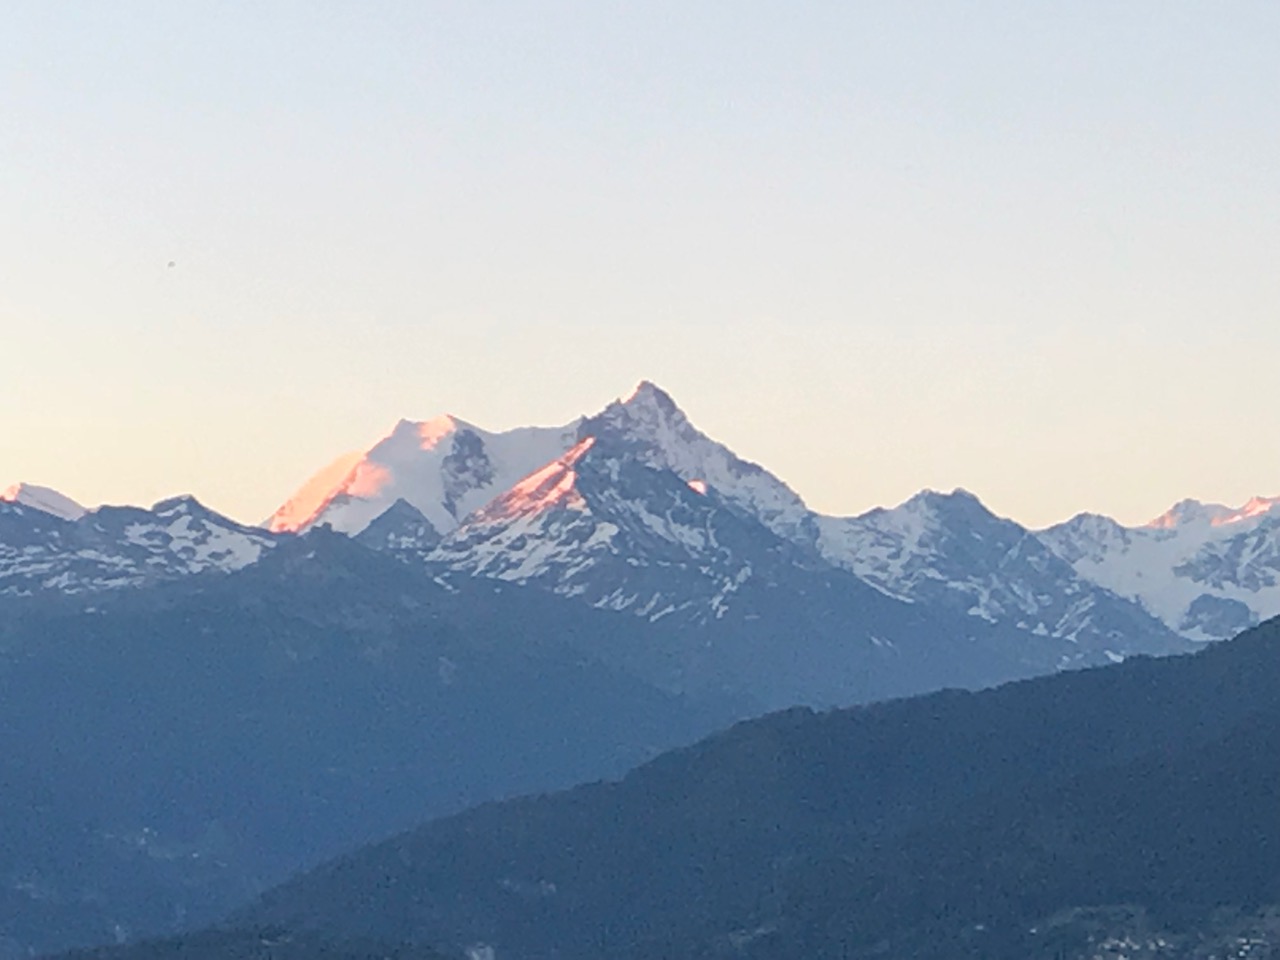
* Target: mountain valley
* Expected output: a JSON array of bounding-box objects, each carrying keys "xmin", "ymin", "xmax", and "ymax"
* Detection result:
[{"xmin": 3, "ymin": 381, "xmax": 1279, "ymax": 957}]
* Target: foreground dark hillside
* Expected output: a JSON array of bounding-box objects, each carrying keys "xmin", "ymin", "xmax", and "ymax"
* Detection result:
[
  {"xmin": 0, "ymin": 532, "xmax": 741, "ymax": 954},
  {"xmin": 49, "ymin": 929, "xmax": 453, "ymax": 960},
  {"xmin": 243, "ymin": 618, "xmax": 1280, "ymax": 960},
  {"xmin": 757, "ymin": 703, "xmax": 1280, "ymax": 959}
]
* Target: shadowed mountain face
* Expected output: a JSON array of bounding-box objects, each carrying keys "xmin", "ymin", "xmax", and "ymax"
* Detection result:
[
  {"xmin": 0, "ymin": 496, "xmax": 278, "ymax": 596},
  {"xmin": 242, "ymin": 618, "xmax": 1280, "ymax": 960},
  {"xmin": 424, "ymin": 434, "xmax": 1124, "ymax": 710}
]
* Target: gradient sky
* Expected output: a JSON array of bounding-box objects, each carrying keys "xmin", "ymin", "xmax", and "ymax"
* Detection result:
[{"xmin": 3, "ymin": 2, "xmax": 1278, "ymax": 529}]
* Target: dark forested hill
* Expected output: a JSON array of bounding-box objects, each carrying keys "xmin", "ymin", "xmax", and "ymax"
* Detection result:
[
  {"xmin": 242, "ymin": 618, "xmax": 1280, "ymax": 960},
  {"xmin": 48, "ymin": 928, "xmax": 454, "ymax": 960}
]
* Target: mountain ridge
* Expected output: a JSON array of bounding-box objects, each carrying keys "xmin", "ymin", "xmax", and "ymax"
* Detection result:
[
  {"xmin": 11, "ymin": 381, "xmax": 1270, "ymax": 648},
  {"xmin": 254, "ymin": 381, "xmax": 1280, "ymax": 645}
]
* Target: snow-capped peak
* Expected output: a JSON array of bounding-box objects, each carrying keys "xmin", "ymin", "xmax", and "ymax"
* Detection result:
[
  {"xmin": 429, "ymin": 433, "xmax": 803, "ymax": 628},
  {"xmin": 815, "ymin": 488, "xmax": 998, "ymax": 588},
  {"xmin": 898, "ymin": 487, "xmax": 986, "ymax": 515},
  {"xmin": 151, "ymin": 494, "xmax": 217, "ymax": 518},
  {"xmin": 1207, "ymin": 494, "xmax": 1280, "ymax": 527},
  {"xmin": 1231, "ymin": 495, "xmax": 1280, "ymax": 523},
  {"xmin": 266, "ymin": 450, "xmax": 365, "ymax": 533},
  {"xmin": 611, "ymin": 380, "xmax": 698, "ymax": 434},
  {"xmin": 270, "ymin": 382, "xmax": 814, "ymax": 547},
  {"xmin": 814, "ymin": 488, "xmax": 1186, "ymax": 659},
  {"xmin": 413, "ymin": 414, "xmax": 468, "ymax": 448},
  {"xmin": 1040, "ymin": 492, "xmax": 1280, "ymax": 642},
  {"xmin": 814, "ymin": 488, "xmax": 995, "ymax": 578},
  {"xmin": 581, "ymin": 381, "xmax": 816, "ymax": 546},
  {"xmin": 1, "ymin": 483, "xmax": 86, "ymax": 521},
  {"xmin": 267, "ymin": 413, "xmax": 584, "ymax": 537},
  {"xmin": 621, "ymin": 379, "xmax": 681, "ymax": 413},
  {"xmin": 1143, "ymin": 494, "xmax": 1280, "ymax": 530},
  {"xmin": 0, "ymin": 493, "xmax": 278, "ymax": 598},
  {"xmin": 1145, "ymin": 498, "xmax": 1236, "ymax": 530}
]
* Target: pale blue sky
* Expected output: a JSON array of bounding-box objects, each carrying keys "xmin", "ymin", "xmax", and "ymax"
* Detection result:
[{"xmin": 3, "ymin": 2, "xmax": 1278, "ymax": 528}]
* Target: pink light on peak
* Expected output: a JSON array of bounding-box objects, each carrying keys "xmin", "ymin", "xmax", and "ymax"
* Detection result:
[
  {"xmin": 687, "ymin": 479, "xmax": 708, "ymax": 495},
  {"xmin": 345, "ymin": 462, "xmax": 394, "ymax": 498},
  {"xmin": 1212, "ymin": 494, "xmax": 1280, "ymax": 527},
  {"xmin": 480, "ymin": 437, "xmax": 596, "ymax": 521},
  {"xmin": 622, "ymin": 381, "xmax": 649, "ymax": 404},
  {"xmin": 1145, "ymin": 499, "xmax": 1233, "ymax": 529},
  {"xmin": 266, "ymin": 451, "xmax": 363, "ymax": 532},
  {"xmin": 621, "ymin": 379, "xmax": 673, "ymax": 406},
  {"xmin": 0, "ymin": 482, "xmax": 87, "ymax": 520},
  {"xmin": 416, "ymin": 415, "xmax": 463, "ymax": 449}
]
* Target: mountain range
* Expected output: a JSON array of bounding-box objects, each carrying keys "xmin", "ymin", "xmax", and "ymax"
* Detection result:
[
  {"xmin": 5, "ymin": 381, "xmax": 1280, "ymax": 957},
  {"xmin": 7, "ymin": 382, "xmax": 1278, "ymax": 652}
]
